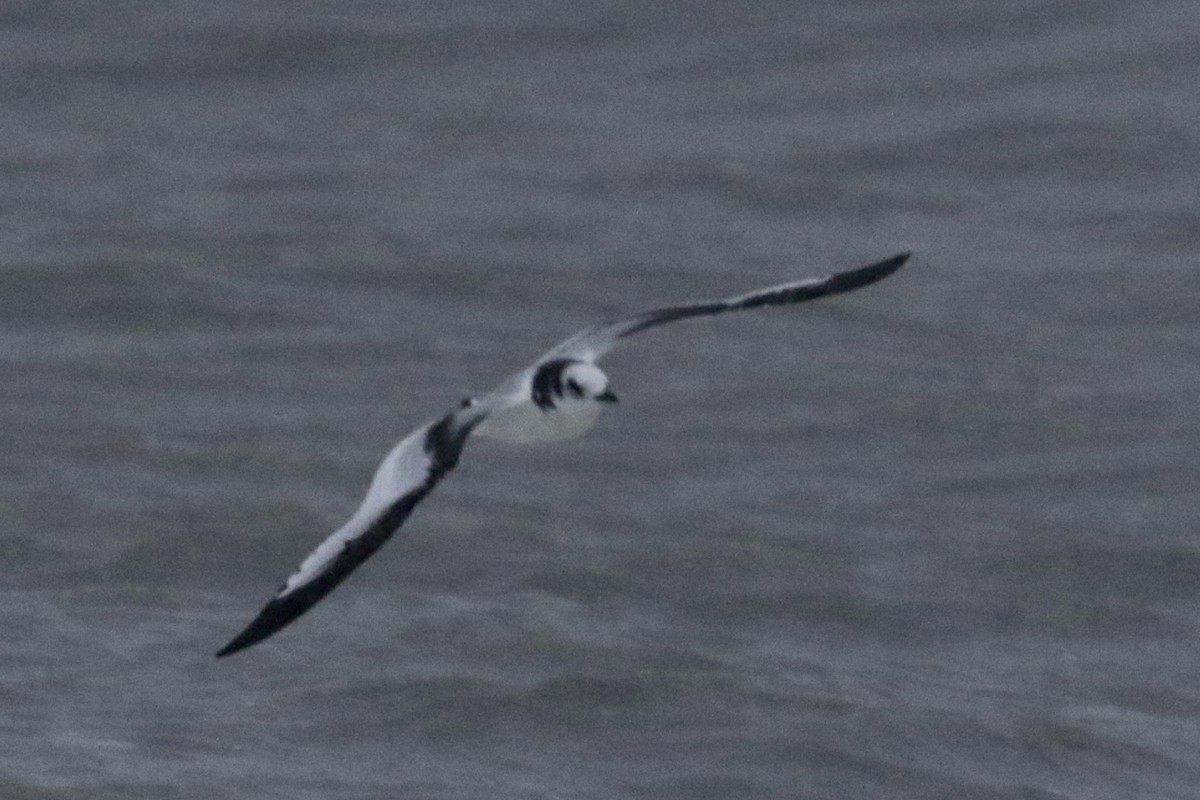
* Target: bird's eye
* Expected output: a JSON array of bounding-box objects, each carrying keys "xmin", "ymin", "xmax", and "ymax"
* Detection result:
[{"xmin": 566, "ymin": 378, "xmax": 584, "ymax": 397}]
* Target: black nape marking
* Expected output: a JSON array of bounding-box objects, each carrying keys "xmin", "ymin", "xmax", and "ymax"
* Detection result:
[{"xmin": 531, "ymin": 358, "xmax": 578, "ymax": 410}]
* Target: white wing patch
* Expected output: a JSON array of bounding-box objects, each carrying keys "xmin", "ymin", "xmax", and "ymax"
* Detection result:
[
  {"xmin": 216, "ymin": 408, "xmax": 485, "ymax": 657},
  {"xmin": 279, "ymin": 425, "xmax": 435, "ymax": 597}
]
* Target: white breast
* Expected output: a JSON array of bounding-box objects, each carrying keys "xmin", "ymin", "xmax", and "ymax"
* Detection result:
[{"xmin": 474, "ymin": 396, "xmax": 603, "ymax": 443}]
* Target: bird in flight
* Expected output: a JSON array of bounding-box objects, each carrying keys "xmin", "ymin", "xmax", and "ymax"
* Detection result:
[{"xmin": 216, "ymin": 252, "xmax": 909, "ymax": 657}]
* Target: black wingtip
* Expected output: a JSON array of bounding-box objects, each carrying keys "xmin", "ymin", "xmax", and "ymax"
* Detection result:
[
  {"xmin": 824, "ymin": 252, "xmax": 910, "ymax": 294},
  {"xmin": 214, "ymin": 618, "xmax": 269, "ymax": 659},
  {"xmin": 215, "ymin": 628, "xmax": 255, "ymax": 658},
  {"xmin": 214, "ymin": 642, "xmax": 239, "ymax": 659},
  {"xmin": 215, "ymin": 590, "xmax": 307, "ymax": 659},
  {"xmin": 863, "ymin": 251, "xmax": 911, "ymax": 279},
  {"xmin": 214, "ymin": 619, "xmax": 279, "ymax": 659}
]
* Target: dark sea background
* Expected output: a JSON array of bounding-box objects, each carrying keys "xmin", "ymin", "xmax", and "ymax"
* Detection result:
[{"xmin": 3, "ymin": 1, "xmax": 1199, "ymax": 797}]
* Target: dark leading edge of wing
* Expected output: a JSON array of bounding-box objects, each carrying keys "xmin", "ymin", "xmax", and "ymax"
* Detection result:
[
  {"xmin": 214, "ymin": 485, "xmax": 436, "ymax": 658},
  {"xmin": 617, "ymin": 252, "xmax": 910, "ymax": 340},
  {"xmin": 215, "ymin": 413, "xmax": 477, "ymax": 658}
]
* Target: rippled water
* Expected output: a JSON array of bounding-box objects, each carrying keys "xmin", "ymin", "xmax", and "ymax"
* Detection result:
[{"xmin": 3, "ymin": 1, "xmax": 1199, "ymax": 797}]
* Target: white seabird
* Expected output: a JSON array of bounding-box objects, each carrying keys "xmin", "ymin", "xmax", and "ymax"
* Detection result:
[{"xmin": 216, "ymin": 252, "xmax": 909, "ymax": 657}]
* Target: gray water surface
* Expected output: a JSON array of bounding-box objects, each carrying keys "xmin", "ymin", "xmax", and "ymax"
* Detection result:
[{"xmin": 3, "ymin": 1, "xmax": 1199, "ymax": 798}]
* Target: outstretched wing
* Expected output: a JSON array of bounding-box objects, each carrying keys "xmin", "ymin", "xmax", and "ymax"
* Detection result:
[
  {"xmin": 543, "ymin": 252, "xmax": 909, "ymax": 363},
  {"xmin": 215, "ymin": 408, "xmax": 486, "ymax": 657}
]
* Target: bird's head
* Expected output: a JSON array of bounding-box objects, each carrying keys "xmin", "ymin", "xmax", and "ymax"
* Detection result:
[{"xmin": 562, "ymin": 362, "xmax": 618, "ymax": 404}]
